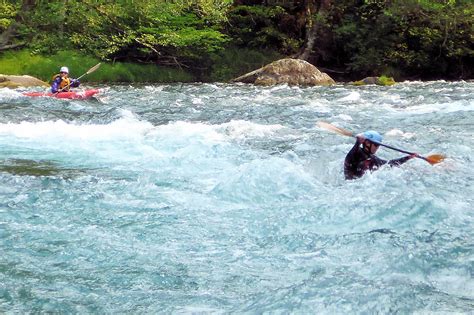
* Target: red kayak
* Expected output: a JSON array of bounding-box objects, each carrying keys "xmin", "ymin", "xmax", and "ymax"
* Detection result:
[{"xmin": 23, "ymin": 89, "xmax": 100, "ymax": 99}]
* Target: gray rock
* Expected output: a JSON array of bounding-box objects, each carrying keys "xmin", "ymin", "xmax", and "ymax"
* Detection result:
[
  {"xmin": 0, "ymin": 75, "xmax": 48, "ymax": 88},
  {"xmin": 232, "ymin": 58, "xmax": 335, "ymax": 86}
]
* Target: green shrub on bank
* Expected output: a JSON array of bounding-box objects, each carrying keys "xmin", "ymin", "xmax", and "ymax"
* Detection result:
[
  {"xmin": 377, "ymin": 75, "xmax": 396, "ymax": 86},
  {"xmin": 0, "ymin": 50, "xmax": 194, "ymax": 83},
  {"xmin": 88, "ymin": 62, "xmax": 194, "ymax": 83},
  {"xmin": 351, "ymin": 75, "xmax": 396, "ymax": 86}
]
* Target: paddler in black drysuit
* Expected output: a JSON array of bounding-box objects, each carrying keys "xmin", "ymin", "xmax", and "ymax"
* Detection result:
[{"xmin": 344, "ymin": 130, "xmax": 418, "ymax": 180}]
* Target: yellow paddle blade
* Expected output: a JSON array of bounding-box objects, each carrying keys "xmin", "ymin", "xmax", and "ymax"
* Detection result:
[
  {"xmin": 425, "ymin": 154, "xmax": 446, "ymax": 165},
  {"xmin": 86, "ymin": 63, "xmax": 101, "ymax": 75},
  {"xmin": 316, "ymin": 121, "xmax": 354, "ymax": 137}
]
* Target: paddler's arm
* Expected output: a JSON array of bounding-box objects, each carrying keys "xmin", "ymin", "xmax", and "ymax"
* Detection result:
[
  {"xmin": 344, "ymin": 135, "xmax": 365, "ymax": 179},
  {"xmin": 51, "ymin": 77, "xmax": 61, "ymax": 93},
  {"xmin": 344, "ymin": 134, "xmax": 365, "ymax": 165},
  {"xmin": 387, "ymin": 154, "xmax": 418, "ymax": 167},
  {"xmin": 70, "ymin": 79, "xmax": 80, "ymax": 88}
]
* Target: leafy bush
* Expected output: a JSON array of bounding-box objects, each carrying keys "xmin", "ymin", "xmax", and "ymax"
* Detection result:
[
  {"xmin": 0, "ymin": 2, "xmax": 16, "ymax": 31},
  {"xmin": 226, "ymin": 5, "xmax": 301, "ymax": 54}
]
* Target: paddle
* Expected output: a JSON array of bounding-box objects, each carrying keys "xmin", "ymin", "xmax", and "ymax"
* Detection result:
[
  {"xmin": 316, "ymin": 121, "xmax": 445, "ymax": 165},
  {"xmin": 56, "ymin": 62, "xmax": 101, "ymax": 93}
]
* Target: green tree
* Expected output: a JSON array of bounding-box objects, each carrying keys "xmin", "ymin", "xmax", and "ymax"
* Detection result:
[
  {"xmin": 225, "ymin": 4, "xmax": 301, "ymax": 54},
  {"xmin": 1, "ymin": 0, "xmax": 233, "ymax": 68},
  {"xmin": 329, "ymin": 0, "xmax": 473, "ymax": 79},
  {"xmin": 385, "ymin": 0, "xmax": 474, "ymax": 78}
]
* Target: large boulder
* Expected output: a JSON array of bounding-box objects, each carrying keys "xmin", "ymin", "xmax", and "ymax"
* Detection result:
[
  {"xmin": 231, "ymin": 58, "xmax": 335, "ymax": 86},
  {"xmin": 0, "ymin": 75, "xmax": 49, "ymax": 88}
]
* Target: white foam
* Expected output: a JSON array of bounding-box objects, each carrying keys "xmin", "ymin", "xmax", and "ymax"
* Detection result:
[
  {"xmin": 385, "ymin": 129, "xmax": 416, "ymax": 139},
  {"xmin": 339, "ymin": 91, "xmax": 361, "ymax": 102},
  {"xmin": 192, "ymin": 97, "xmax": 204, "ymax": 105},
  {"xmin": 404, "ymin": 101, "xmax": 474, "ymax": 114},
  {"xmin": 144, "ymin": 120, "xmax": 289, "ymax": 146},
  {"xmin": 336, "ymin": 114, "xmax": 353, "ymax": 121},
  {"xmin": 399, "ymin": 80, "xmax": 447, "ymax": 85},
  {"xmin": 218, "ymin": 120, "xmax": 285, "ymax": 140},
  {"xmin": 269, "ymin": 84, "xmax": 290, "ymax": 92},
  {"xmin": 306, "ymin": 99, "xmax": 332, "ymax": 113},
  {"xmin": 149, "ymin": 121, "xmax": 225, "ymax": 143},
  {"xmin": 144, "ymin": 85, "xmax": 164, "ymax": 92},
  {"xmin": 0, "ymin": 112, "xmax": 153, "ymax": 142},
  {"xmin": 0, "ymin": 88, "xmax": 22, "ymax": 101}
]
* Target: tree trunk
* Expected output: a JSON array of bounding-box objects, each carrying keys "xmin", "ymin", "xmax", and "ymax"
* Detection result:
[{"xmin": 297, "ymin": 0, "xmax": 332, "ymax": 62}]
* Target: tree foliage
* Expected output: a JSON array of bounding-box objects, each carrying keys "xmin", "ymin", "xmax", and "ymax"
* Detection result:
[
  {"xmin": 225, "ymin": 5, "xmax": 301, "ymax": 54},
  {"xmin": 0, "ymin": 0, "xmax": 472, "ymax": 80},
  {"xmin": 0, "ymin": 2, "xmax": 17, "ymax": 31},
  {"xmin": 65, "ymin": 1, "xmax": 232, "ymax": 65},
  {"xmin": 1, "ymin": 0, "xmax": 232, "ymax": 67},
  {"xmin": 326, "ymin": 0, "xmax": 473, "ymax": 79}
]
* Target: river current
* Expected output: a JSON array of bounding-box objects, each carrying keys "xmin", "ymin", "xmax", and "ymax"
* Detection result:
[{"xmin": 0, "ymin": 81, "xmax": 473, "ymax": 313}]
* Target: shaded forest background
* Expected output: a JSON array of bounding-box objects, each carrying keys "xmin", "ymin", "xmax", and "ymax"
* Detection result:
[{"xmin": 0, "ymin": 0, "xmax": 472, "ymax": 82}]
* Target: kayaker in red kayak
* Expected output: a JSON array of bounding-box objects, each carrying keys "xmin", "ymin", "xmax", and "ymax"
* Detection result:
[{"xmin": 51, "ymin": 66, "xmax": 80, "ymax": 93}]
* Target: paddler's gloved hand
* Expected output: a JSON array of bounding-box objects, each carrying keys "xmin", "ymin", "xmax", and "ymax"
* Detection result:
[
  {"xmin": 71, "ymin": 79, "xmax": 80, "ymax": 87},
  {"xmin": 356, "ymin": 133, "xmax": 365, "ymax": 143}
]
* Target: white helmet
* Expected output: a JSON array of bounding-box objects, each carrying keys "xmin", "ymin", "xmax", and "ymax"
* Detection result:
[{"xmin": 60, "ymin": 66, "xmax": 69, "ymax": 74}]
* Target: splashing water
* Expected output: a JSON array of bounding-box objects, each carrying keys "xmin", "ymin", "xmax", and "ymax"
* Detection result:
[{"xmin": 0, "ymin": 82, "xmax": 473, "ymax": 313}]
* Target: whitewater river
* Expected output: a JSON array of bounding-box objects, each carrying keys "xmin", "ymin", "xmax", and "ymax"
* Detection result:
[{"xmin": 0, "ymin": 81, "xmax": 473, "ymax": 313}]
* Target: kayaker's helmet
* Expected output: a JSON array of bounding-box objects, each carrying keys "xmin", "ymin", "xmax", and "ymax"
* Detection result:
[
  {"xmin": 60, "ymin": 66, "xmax": 69, "ymax": 74},
  {"xmin": 363, "ymin": 130, "xmax": 382, "ymax": 144}
]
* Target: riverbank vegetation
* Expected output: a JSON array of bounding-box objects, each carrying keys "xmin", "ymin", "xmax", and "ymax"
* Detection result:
[{"xmin": 1, "ymin": 0, "xmax": 472, "ymax": 83}]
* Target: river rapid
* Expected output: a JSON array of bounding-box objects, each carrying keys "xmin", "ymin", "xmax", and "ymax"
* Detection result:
[{"xmin": 0, "ymin": 81, "xmax": 473, "ymax": 313}]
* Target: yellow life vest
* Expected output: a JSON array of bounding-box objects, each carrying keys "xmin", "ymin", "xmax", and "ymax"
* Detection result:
[{"xmin": 52, "ymin": 74, "xmax": 71, "ymax": 91}]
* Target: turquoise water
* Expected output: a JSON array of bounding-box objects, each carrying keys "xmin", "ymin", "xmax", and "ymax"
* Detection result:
[{"xmin": 0, "ymin": 82, "xmax": 473, "ymax": 313}]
